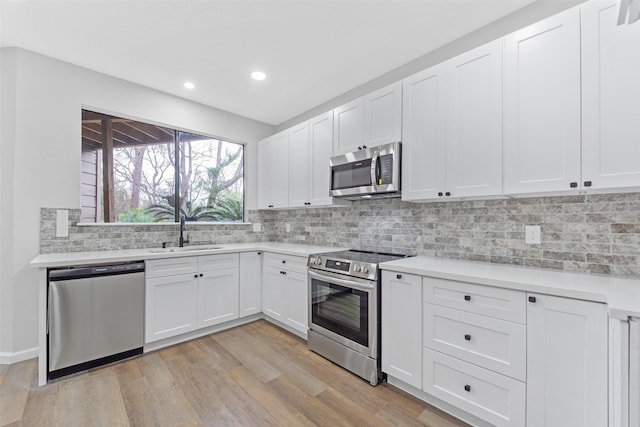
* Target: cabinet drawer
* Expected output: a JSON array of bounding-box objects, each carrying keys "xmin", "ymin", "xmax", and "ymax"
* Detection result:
[
  {"xmin": 198, "ymin": 253, "xmax": 239, "ymax": 271},
  {"xmin": 423, "ymin": 277, "xmax": 526, "ymax": 324},
  {"xmin": 423, "ymin": 348, "xmax": 525, "ymax": 427},
  {"xmin": 263, "ymin": 252, "xmax": 307, "ymax": 274},
  {"xmin": 423, "ymin": 303, "xmax": 526, "ymax": 381},
  {"xmin": 146, "ymin": 257, "xmax": 198, "ymax": 279}
]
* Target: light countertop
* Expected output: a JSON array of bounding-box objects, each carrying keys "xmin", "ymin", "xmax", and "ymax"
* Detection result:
[
  {"xmin": 380, "ymin": 256, "xmax": 640, "ymax": 320},
  {"xmin": 29, "ymin": 242, "xmax": 343, "ymax": 268}
]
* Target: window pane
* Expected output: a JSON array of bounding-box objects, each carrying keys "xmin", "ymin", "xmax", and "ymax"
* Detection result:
[
  {"xmin": 177, "ymin": 132, "xmax": 244, "ymax": 222},
  {"xmin": 81, "ymin": 109, "xmax": 244, "ymax": 223}
]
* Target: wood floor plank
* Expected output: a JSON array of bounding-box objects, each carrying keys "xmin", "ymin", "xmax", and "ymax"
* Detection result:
[
  {"xmin": 0, "ymin": 359, "xmax": 35, "ymax": 425},
  {"xmin": 2, "ymin": 320, "xmax": 470, "ymax": 427}
]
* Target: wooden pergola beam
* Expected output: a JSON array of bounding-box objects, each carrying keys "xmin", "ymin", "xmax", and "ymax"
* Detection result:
[{"xmin": 101, "ymin": 118, "xmax": 115, "ymax": 222}]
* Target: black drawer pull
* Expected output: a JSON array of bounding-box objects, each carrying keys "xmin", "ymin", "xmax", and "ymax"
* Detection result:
[
  {"xmin": 396, "ymin": 274, "xmax": 402, "ymax": 279},
  {"xmin": 464, "ymin": 295, "xmax": 471, "ymax": 301},
  {"xmin": 464, "ymin": 334, "xmax": 471, "ymax": 341},
  {"xmin": 282, "ymin": 260, "xmax": 286, "ymax": 264},
  {"xmin": 584, "ymin": 181, "xmax": 592, "ymax": 187},
  {"xmin": 200, "ymin": 273, "xmax": 203, "ymax": 277},
  {"xmin": 280, "ymin": 271, "xmax": 286, "ymax": 275},
  {"xmin": 445, "ymin": 192, "xmax": 451, "ymax": 196},
  {"xmin": 569, "ymin": 182, "xmax": 578, "ymax": 188},
  {"xmin": 464, "ymin": 384, "xmax": 471, "ymax": 392},
  {"xmin": 194, "ymin": 274, "xmax": 198, "ymax": 278},
  {"xmin": 529, "ymin": 296, "xmax": 537, "ymax": 303},
  {"xmin": 438, "ymin": 192, "xmax": 443, "ymax": 197}
]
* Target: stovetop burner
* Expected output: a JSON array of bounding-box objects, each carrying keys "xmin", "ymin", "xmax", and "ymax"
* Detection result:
[{"xmin": 319, "ymin": 249, "xmax": 409, "ymax": 264}]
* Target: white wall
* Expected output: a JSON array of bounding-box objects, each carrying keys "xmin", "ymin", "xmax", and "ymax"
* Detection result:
[{"xmin": 0, "ymin": 47, "xmax": 274, "ymax": 362}]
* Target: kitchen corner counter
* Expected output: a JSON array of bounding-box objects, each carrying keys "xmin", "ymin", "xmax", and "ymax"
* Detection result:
[
  {"xmin": 380, "ymin": 256, "xmax": 640, "ymax": 319},
  {"xmin": 29, "ymin": 242, "xmax": 343, "ymax": 268}
]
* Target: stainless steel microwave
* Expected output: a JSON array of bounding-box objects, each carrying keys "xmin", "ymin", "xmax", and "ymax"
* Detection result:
[{"xmin": 330, "ymin": 142, "xmax": 401, "ymax": 200}]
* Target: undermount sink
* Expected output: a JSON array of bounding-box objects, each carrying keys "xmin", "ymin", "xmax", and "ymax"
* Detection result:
[{"xmin": 148, "ymin": 245, "xmax": 223, "ymax": 254}]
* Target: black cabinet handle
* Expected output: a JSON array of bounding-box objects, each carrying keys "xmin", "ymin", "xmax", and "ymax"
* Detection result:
[
  {"xmin": 464, "ymin": 384, "xmax": 471, "ymax": 392},
  {"xmin": 569, "ymin": 182, "xmax": 578, "ymax": 188},
  {"xmin": 438, "ymin": 192, "xmax": 443, "ymax": 197},
  {"xmin": 362, "ymin": 145, "xmax": 367, "ymax": 149},
  {"xmin": 464, "ymin": 295, "xmax": 471, "ymax": 301},
  {"xmin": 357, "ymin": 146, "xmax": 362, "ymax": 150},
  {"xmin": 282, "ymin": 260, "xmax": 286, "ymax": 264},
  {"xmin": 268, "ymin": 204, "xmax": 274, "ymax": 208},
  {"xmin": 529, "ymin": 296, "xmax": 537, "ymax": 303},
  {"xmin": 445, "ymin": 192, "xmax": 451, "ymax": 197},
  {"xmin": 194, "ymin": 274, "xmax": 198, "ymax": 278},
  {"xmin": 200, "ymin": 273, "xmax": 203, "ymax": 277},
  {"xmin": 396, "ymin": 274, "xmax": 402, "ymax": 279},
  {"xmin": 584, "ymin": 181, "xmax": 592, "ymax": 187},
  {"xmin": 280, "ymin": 271, "xmax": 287, "ymax": 275},
  {"xmin": 464, "ymin": 334, "xmax": 471, "ymax": 341},
  {"xmin": 257, "ymin": 252, "xmax": 262, "ymax": 255}
]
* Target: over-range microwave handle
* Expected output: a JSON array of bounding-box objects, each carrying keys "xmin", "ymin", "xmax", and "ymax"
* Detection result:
[
  {"xmin": 308, "ymin": 270, "xmax": 376, "ymax": 292},
  {"xmin": 370, "ymin": 149, "xmax": 379, "ymax": 188}
]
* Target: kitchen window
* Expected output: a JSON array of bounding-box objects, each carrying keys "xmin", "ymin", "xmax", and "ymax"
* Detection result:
[{"xmin": 81, "ymin": 110, "xmax": 244, "ymax": 223}]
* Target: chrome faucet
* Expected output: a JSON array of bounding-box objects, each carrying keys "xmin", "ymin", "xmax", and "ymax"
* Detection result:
[{"xmin": 179, "ymin": 215, "xmax": 190, "ymax": 247}]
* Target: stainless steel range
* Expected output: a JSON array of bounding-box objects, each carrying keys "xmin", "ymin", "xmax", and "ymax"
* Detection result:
[{"xmin": 307, "ymin": 249, "xmax": 410, "ymax": 385}]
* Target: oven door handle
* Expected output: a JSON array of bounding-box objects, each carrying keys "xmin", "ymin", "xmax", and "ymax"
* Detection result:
[{"xmin": 308, "ymin": 270, "xmax": 376, "ymax": 292}]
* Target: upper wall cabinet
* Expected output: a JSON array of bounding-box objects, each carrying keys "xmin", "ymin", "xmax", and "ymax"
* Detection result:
[
  {"xmin": 309, "ymin": 111, "xmax": 340, "ymax": 206},
  {"xmin": 503, "ymin": 8, "xmax": 582, "ymax": 194},
  {"xmin": 288, "ymin": 121, "xmax": 311, "ymax": 208},
  {"xmin": 402, "ymin": 39, "xmax": 503, "ymax": 201},
  {"xmin": 581, "ymin": 0, "xmax": 640, "ymax": 190},
  {"xmin": 333, "ymin": 82, "xmax": 402, "ymax": 155},
  {"xmin": 257, "ymin": 130, "xmax": 289, "ymax": 209}
]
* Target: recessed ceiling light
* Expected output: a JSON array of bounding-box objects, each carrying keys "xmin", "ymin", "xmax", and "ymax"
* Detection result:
[
  {"xmin": 251, "ymin": 71, "xmax": 266, "ymax": 81},
  {"xmin": 184, "ymin": 81, "xmax": 195, "ymax": 89}
]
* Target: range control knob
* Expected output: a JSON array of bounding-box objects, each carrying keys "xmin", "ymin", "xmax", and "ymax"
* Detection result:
[
  {"xmin": 361, "ymin": 266, "xmax": 370, "ymax": 274},
  {"xmin": 309, "ymin": 257, "xmax": 316, "ymax": 265},
  {"xmin": 354, "ymin": 265, "xmax": 362, "ymax": 272}
]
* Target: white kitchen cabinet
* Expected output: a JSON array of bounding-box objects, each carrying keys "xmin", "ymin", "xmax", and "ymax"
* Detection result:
[
  {"xmin": 239, "ymin": 251, "xmax": 262, "ymax": 317},
  {"xmin": 381, "ymin": 271, "xmax": 422, "ymax": 389},
  {"xmin": 333, "ymin": 98, "xmax": 364, "ymax": 156},
  {"xmin": 257, "ymin": 130, "xmax": 289, "ymax": 209},
  {"xmin": 504, "ymin": 8, "xmax": 581, "ymax": 194},
  {"xmin": 333, "ymin": 82, "xmax": 402, "ymax": 155},
  {"xmin": 309, "ymin": 111, "xmax": 336, "ymax": 206},
  {"xmin": 146, "ymin": 273, "xmax": 199, "ymax": 343},
  {"xmin": 145, "ymin": 254, "xmax": 240, "ymax": 343},
  {"xmin": 363, "ymin": 82, "xmax": 402, "ymax": 148},
  {"xmin": 526, "ymin": 293, "xmax": 608, "ymax": 427},
  {"xmin": 401, "ymin": 63, "xmax": 447, "ymax": 201},
  {"xmin": 285, "ymin": 270, "xmax": 308, "ymax": 335},
  {"xmin": 444, "ymin": 39, "xmax": 502, "ymax": 198},
  {"xmin": 261, "ymin": 252, "xmax": 308, "ymax": 337},
  {"xmin": 581, "ymin": 0, "xmax": 640, "ymax": 191},
  {"xmin": 402, "ymin": 40, "xmax": 502, "ymax": 201},
  {"xmin": 288, "ymin": 121, "xmax": 311, "ymax": 208}
]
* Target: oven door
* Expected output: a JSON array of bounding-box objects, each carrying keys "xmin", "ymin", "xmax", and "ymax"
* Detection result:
[{"xmin": 308, "ymin": 269, "xmax": 377, "ymax": 358}]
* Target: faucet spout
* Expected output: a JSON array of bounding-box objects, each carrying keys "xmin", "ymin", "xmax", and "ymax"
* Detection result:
[{"xmin": 179, "ymin": 215, "xmax": 190, "ymax": 247}]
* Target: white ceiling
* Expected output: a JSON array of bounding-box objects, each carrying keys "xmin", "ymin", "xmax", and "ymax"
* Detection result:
[{"xmin": 0, "ymin": 0, "xmax": 539, "ymax": 126}]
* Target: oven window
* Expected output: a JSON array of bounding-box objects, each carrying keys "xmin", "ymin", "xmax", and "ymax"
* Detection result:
[
  {"xmin": 311, "ymin": 278, "xmax": 369, "ymax": 347},
  {"xmin": 331, "ymin": 159, "xmax": 372, "ymax": 190}
]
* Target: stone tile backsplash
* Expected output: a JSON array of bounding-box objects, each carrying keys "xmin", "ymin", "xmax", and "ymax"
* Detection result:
[{"xmin": 41, "ymin": 192, "xmax": 640, "ymax": 277}]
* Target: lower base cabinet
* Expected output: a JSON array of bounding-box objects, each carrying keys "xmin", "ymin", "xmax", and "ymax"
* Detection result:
[
  {"xmin": 382, "ymin": 269, "xmax": 610, "ymax": 427},
  {"xmin": 239, "ymin": 251, "xmax": 262, "ymax": 317},
  {"xmin": 526, "ymin": 293, "xmax": 608, "ymax": 427},
  {"xmin": 262, "ymin": 252, "xmax": 308, "ymax": 336}
]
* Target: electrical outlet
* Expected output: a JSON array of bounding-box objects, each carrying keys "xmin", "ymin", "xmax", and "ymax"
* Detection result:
[
  {"xmin": 56, "ymin": 209, "xmax": 69, "ymax": 237},
  {"xmin": 525, "ymin": 225, "xmax": 541, "ymax": 245},
  {"xmin": 285, "ymin": 223, "xmax": 291, "ymax": 233},
  {"xmin": 252, "ymin": 222, "xmax": 262, "ymax": 232}
]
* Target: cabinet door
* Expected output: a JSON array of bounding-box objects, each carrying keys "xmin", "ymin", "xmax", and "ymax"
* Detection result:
[
  {"xmin": 309, "ymin": 111, "xmax": 334, "ymax": 206},
  {"xmin": 198, "ymin": 268, "xmax": 239, "ymax": 327},
  {"xmin": 582, "ymin": 1, "xmax": 640, "ymax": 190},
  {"xmin": 239, "ymin": 251, "xmax": 262, "ymax": 317},
  {"xmin": 527, "ymin": 294, "xmax": 608, "ymax": 427},
  {"xmin": 257, "ymin": 136, "xmax": 275, "ymax": 209},
  {"xmin": 285, "ymin": 270, "xmax": 308, "ymax": 336},
  {"xmin": 445, "ymin": 39, "xmax": 503, "ymax": 198},
  {"xmin": 333, "ymin": 98, "xmax": 364, "ymax": 155},
  {"xmin": 504, "ymin": 8, "xmax": 581, "ymax": 194},
  {"xmin": 363, "ymin": 82, "xmax": 402, "ymax": 148},
  {"xmin": 145, "ymin": 274, "xmax": 198, "ymax": 343},
  {"xmin": 288, "ymin": 121, "xmax": 311, "ymax": 207},
  {"xmin": 401, "ymin": 64, "xmax": 447, "ymax": 201},
  {"xmin": 272, "ymin": 131, "xmax": 290, "ymax": 207},
  {"xmin": 262, "ymin": 265, "xmax": 286, "ymax": 322},
  {"xmin": 381, "ymin": 271, "xmax": 422, "ymax": 388}
]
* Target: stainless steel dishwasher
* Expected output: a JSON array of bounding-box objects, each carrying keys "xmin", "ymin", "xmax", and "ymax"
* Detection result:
[{"xmin": 47, "ymin": 261, "xmax": 145, "ymax": 380}]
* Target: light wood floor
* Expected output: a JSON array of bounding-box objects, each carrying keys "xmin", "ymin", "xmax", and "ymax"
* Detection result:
[{"xmin": 1, "ymin": 320, "xmax": 469, "ymax": 426}]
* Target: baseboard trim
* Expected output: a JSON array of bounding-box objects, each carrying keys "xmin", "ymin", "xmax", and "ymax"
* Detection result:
[{"xmin": 0, "ymin": 347, "xmax": 38, "ymax": 365}]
